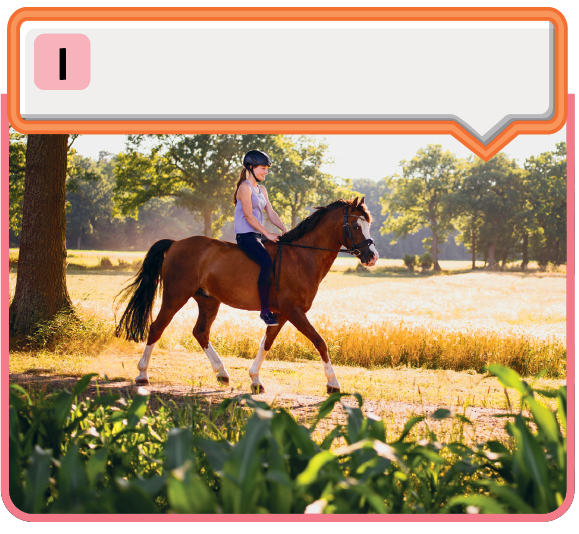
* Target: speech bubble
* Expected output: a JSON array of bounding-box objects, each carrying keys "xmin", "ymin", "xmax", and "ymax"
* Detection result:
[{"xmin": 8, "ymin": 7, "xmax": 568, "ymax": 160}]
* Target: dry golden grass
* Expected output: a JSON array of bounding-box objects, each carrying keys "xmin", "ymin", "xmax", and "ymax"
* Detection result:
[{"xmin": 9, "ymin": 266, "xmax": 566, "ymax": 380}]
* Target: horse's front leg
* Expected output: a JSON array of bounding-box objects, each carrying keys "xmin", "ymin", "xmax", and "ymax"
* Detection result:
[
  {"xmin": 249, "ymin": 317, "xmax": 288, "ymax": 394},
  {"xmin": 193, "ymin": 295, "xmax": 230, "ymax": 385},
  {"xmin": 286, "ymin": 309, "xmax": 341, "ymax": 394}
]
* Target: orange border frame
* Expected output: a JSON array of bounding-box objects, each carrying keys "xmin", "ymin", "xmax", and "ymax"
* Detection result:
[{"xmin": 7, "ymin": 7, "xmax": 568, "ymax": 160}]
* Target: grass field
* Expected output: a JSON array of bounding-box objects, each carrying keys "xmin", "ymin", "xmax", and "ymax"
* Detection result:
[{"xmin": 9, "ymin": 249, "xmax": 566, "ymax": 422}]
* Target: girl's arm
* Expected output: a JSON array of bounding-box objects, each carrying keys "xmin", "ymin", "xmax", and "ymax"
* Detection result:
[
  {"xmin": 260, "ymin": 185, "xmax": 288, "ymax": 234},
  {"xmin": 238, "ymin": 183, "xmax": 279, "ymax": 241}
]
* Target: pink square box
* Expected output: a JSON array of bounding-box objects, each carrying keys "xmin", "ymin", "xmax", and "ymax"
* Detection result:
[{"xmin": 34, "ymin": 33, "xmax": 90, "ymax": 90}]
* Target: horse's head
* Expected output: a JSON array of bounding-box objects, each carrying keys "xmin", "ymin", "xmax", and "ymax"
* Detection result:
[{"xmin": 342, "ymin": 197, "xmax": 379, "ymax": 267}]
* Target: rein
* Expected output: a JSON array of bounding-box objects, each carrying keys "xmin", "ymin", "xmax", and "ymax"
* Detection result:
[{"xmin": 272, "ymin": 205, "xmax": 374, "ymax": 292}]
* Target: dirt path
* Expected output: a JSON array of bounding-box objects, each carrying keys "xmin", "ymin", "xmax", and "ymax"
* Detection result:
[{"xmin": 10, "ymin": 371, "xmax": 512, "ymax": 444}]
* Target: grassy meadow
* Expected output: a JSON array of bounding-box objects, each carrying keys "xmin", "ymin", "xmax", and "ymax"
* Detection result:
[{"xmin": 9, "ymin": 249, "xmax": 566, "ymax": 398}]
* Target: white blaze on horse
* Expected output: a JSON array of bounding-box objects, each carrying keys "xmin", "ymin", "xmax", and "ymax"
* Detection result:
[{"xmin": 115, "ymin": 197, "xmax": 378, "ymax": 394}]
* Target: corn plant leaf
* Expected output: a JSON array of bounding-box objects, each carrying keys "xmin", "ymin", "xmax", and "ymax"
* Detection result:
[
  {"xmin": 193, "ymin": 437, "xmax": 231, "ymax": 473},
  {"xmin": 131, "ymin": 475, "xmax": 168, "ymax": 497},
  {"xmin": 475, "ymin": 481, "xmax": 536, "ymax": 513},
  {"xmin": 320, "ymin": 425, "xmax": 343, "ymax": 450},
  {"xmin": 86, "ymin": 447, "xmax": 108, "ymax": 487},
  {"xmin": 296, "ymin": 450, "xmax": 337, "ymax": 488},
  {"xmin": 347, "ymin": 482, "xmax": 389, "ymax": 514},
  {"xmin": 164, "ymin": 428, "xmax": 194, "ymax": 471},
  {"xmin": 114, "ymin": 478, "xmax": 160, "ymax": 513},
  {"xmin": 23, "ymin": 446, "xmax": 52, "ymax": 513},
  {"xmin": 125, "ymin": 393, "xmax": 149, "ymax": 428},
  {"xmin": 525, "ymin": 397, "xmax": 560, "ymax": 443},
  {"xmin": 73, "ymin": 373, "xmax": 99, "ymax": 396},
  {"xmin": 486, "ymin": 365, "xmax": 530, "ymax": 395},
  {"xmin": 56, "ymin": 444, "xmax": 90, "ymax": 511},
  {"xmin": 508, "ymin": 416, "xmax": 555, "ymax": 512},
  {"xmin": 446, "ymin": 494, "xmax": 507, "ymax": 514},
  {"xmin": 167, "ymin": 464, "xmax": 217, "ymax": 514},
  {"xmin": 430, "ymin": 408, "xmax": 452, "ymax": 420},
  {"xmin": 310, "ymin": 392, "xmax": 350, "ymax": 431},
  {"xmin": 396, "ymin": 416, "xmax": 426, "ymax": 442},
  {"xmin": 8, "ymin": 423, "xmax": 24, "ymax": 510},
  {"xmin": 93, "ymin": 394, "xmax": 121, "ymax": 408},
  {"xmin": 50, "ymin": 391, "xmax": 73, "ymax": 428}
]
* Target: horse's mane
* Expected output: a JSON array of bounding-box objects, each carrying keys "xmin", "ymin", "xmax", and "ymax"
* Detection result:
[{"xmin": 279, "ymin": 198, "xmax": 372, "ymax": 244}]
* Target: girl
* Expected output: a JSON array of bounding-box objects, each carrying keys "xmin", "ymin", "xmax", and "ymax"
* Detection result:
[{"xmin": 233, "ymin": 150, "xmax": 288, "ymax": 326}]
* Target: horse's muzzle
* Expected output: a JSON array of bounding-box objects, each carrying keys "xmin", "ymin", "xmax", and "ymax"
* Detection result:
[{"xmin": 362, "ymin": 249, "xmax": 379, "ymax": 267}]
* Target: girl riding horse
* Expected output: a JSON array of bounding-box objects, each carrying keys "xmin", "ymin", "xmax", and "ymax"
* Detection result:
[
  {"xmin": 233, "ymin": 150, "xmax": 288, "ymax": 326},
  {"xmin": 116, "ymin": 191, "xmax": 379, "ymax": 394}
]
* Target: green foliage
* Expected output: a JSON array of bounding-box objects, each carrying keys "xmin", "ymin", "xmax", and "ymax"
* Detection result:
[
  {"xmin": 9, "ymin": 366, "xmax": 566, "ymax": 514},
  {"xmin": 524, "ymin": 142, "xmax": 567, "ymax": 266},
  {"xmin": 266, "ymin": 136, "xmax": 357, "ymax": 228},
  {"xmin": 114, "ymin": 134, "xmax": 277, "ymax": 238},
  {"xmin": 418, "ymin": 252, "xmax": 433, "ymax": 270},
  {"xmin": 381, "ymin": 143, "xmax": 566, "ymax": 268},
  {"xmin": 8, "ymin": 127, "xmax": 27, "ymax": 234},
  {"xmin": 402, "ymin": 253, "xmax": 417, "ymax": 270},
  {"xmin": 381, "ymin": 144, "xmax": 459, "ymax": 269}
]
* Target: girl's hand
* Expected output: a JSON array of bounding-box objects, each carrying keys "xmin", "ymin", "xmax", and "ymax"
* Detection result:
[{"xmin": 266, "ymin": 231, "xmax": 280, "ymax": 242}]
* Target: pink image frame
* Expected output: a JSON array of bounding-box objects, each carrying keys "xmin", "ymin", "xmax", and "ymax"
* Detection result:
[{"xmin": 0, "ymin": 93, "xmax": 575, "ymax": 521}]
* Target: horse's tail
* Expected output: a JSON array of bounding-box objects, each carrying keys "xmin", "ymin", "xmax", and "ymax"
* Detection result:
[{"xmin": 115, "ymin": 239, "xmax": 175, "ymax": 342}]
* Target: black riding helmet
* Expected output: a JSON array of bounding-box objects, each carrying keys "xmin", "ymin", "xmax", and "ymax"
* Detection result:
[
  {"xmin": 243, "ymin": 150, "xmax": 272, "ymax": 169},
  {"xmin": 243, "ymin": 150, "xmax": 272, "ymax": 182}
]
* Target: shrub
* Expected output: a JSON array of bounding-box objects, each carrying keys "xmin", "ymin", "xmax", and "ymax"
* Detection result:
[
  {"xmin": 99, "ymin": 257, "xmax": 113, "ymax": 268},
  {"xmin": 402, "ymin": 253, "xmax": 417, "ymax": 272},
  {"xmin": 418, "ymin": 252, "xmax": 433, "ymax": 272}
]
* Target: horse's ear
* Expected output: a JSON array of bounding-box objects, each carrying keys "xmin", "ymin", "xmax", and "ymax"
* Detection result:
[
  {"xmin": 360, "ymin": 197, "xmax": 366, "ymax": 205},
  {"xmin": 352, "ymin": 197, "xmax": 359, "ymax": 207}
]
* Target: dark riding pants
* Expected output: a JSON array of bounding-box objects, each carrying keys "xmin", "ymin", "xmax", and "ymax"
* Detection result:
[{"xmin": 236, "ymin": 232, "xmax": 273, "ymax": 287}]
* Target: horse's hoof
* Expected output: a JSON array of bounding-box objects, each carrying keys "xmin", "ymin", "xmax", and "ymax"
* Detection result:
[
  {"xmin": 217, "ymin": 375, "xmax": 230, "ymax": 386},
  {"xmin": 251, "ymin": 384, "xmax": 266, "ymax": 395},
  {"xmin": 135, "ymin": 378, "xmax": 149, "ymax": 386},
  {"xmin": 327, "ymin": 386, "xmax": 341, "ymax": 394}
]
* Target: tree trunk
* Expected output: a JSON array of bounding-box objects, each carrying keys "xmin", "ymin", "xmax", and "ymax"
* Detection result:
[
  {"xmin": 521, "ymin": 232, "xmax": 529, "ymax": 270},
  {"xmin": 9, "ymin": 134, "xmax": 72, "ymax": 334},
  {"xmin": 487, "ymin": 236, "xmax": 499, "ymax": 270},
  {"xmin": 291, "ymin": 210, "xmax": 298, "ymax": 229},
  {"xmin": 77, "ymin": 229, "xmax": 82, "ymax": 250},
  {"xmin": 545, "ymin": 235, "xmax": 555, "ymax": 265},
  {"xmin": 431, "ymin": 218, "xmax": 441, "ymax": 271},
  {"xmin": 471, "ymin": 223, "xmax": 476, "ymax": 270},
  {"xmin": 203, "ymin": 208, "xmax": 212, "ymax": 238}
]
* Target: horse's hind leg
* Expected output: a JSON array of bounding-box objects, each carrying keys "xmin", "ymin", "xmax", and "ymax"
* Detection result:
[
  {"xmin": 193, "ymin": 294, "xmax": 230, "ymax": 385},
  {"xmin": 136, "ymin": 296, "xmax": 189, "ymax": 386},
  {"xmin": 287, "ymin": 309, "xmax": 341, "ymax": 394},
  {"xmin": 249, "ymin": 316, "xmax": 288, "ymax": 394}
]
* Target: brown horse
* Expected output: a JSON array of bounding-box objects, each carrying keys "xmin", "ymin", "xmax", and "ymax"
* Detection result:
[{"xmin": 115, "ymin": 197, "xmax": 378, "ymax": 394}]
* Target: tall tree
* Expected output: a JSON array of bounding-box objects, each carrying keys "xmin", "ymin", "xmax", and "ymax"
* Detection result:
[
  {"xmin": 114, "ymin": 134, "xmax": 276, "ymax": 238},
  {"xmin": 524, "ymin": 142, "xmax": 567, "ymax": 266},
  {"xmin": 266, "ymin": 136, "xmax": 353, "ymax": 228},
  {"xmin": 381, "ymin": 144, "xmax": 458, "ymax": 271},
  {"xmin": 473, "ymin": 153, "xmax": 525, "ymax": 270},
  {"xmin": 10, "ymin": 135, "xmax": 73, "ymax": 334}
]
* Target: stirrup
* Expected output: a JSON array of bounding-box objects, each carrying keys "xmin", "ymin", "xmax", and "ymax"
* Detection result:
[{"xmin": 260, "ymin": 312, "xmax": 278, "ymax": 326}]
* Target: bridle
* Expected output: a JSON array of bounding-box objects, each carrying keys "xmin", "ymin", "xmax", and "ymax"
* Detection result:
[
  {"xmin": 272, "ymin": 205, "xmax": 375, "ymax": 292},
  {"xmin": 341, "ymin": 205, "xmax": 375, "ymax": 258}
]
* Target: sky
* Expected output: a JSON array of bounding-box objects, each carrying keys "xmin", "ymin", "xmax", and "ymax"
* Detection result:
[{"xmin": 73, "ymin": 129, "xmax": 566, "ymax": 182}]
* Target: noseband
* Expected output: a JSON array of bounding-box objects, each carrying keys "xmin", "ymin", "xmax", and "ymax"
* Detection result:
[
  {"xmin": 342, "ymin": 205, "xmax": 375, "ymax": 258},
  {"xmin": 272, "ymin": 205, "xmax": 375, "ymax": 292}
]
